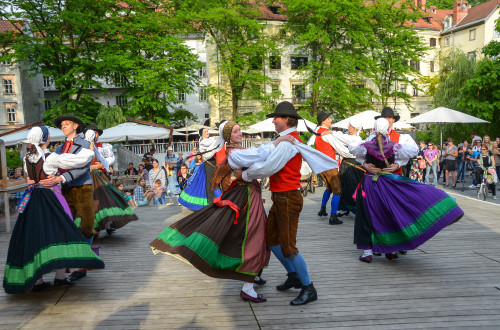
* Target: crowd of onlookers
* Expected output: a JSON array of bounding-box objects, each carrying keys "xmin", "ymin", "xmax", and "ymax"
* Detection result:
[
  {"xmin": 408, "ymin": 134, "xmax": 499, "ymax": 200},
  {"xmin": 118, "ymin": 146, "xmax": 202, "ymax": 207}
]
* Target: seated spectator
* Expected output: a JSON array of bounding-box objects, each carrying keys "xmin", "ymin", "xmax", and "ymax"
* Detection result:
[
  {"xmin": 138, "ymin": 164, "xmax": 149, "ymax": 181},
  {"xmin": 187, "ymin": 146, "xmax": 197, "ymax": 164},
  {"xmin": 124, "ymin": 162, "xmax": 138, "ymax": 176},
  {"xmin": 142, "ymin": 148, "xmax": 156, "ymax": 171},
  {"xmin": 115, "ymin": 180, "xmax": 135, "ymax": 206},
  {"xmin": 177, "ymin": 164, "xmax": 191, "ymax": 191},
  {"xmin": 152, "ymin": 179, "xmax": 166, "ymax": 205},
  {"xmin": 134, "ymin": 177, "xmax": 154, "ymax": 206},
  {"xmin": 163, "ymin": 146, "xmax": 177, "ymax": 169},
  {"xmin": 175, "ymin": 152, "xmax": 184, "ymax": 173}
]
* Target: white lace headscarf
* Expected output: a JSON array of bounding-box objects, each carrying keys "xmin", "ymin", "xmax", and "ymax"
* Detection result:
[{"xmin": 24, "ymin": 126, "xmax": 50, "ymax": 163}]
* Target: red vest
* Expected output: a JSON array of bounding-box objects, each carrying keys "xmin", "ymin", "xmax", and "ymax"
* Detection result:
[
  {"xmin": 93, "ymin": 142, "xmax": 107, "ymax": 173},
  {"xmin": 216, "ymin": 145, "xmax": 226, "ymax": 164},
  {"xmin": 389, "ymin": 130, "xmax": 402, "ymax": 175},
  {"xmin": 270, "ymin": 131, "xmax": 302, "ymax": 192},
  {"xmin": 315, "ymin": 127, "xmax": 336, "ymax": 160}
]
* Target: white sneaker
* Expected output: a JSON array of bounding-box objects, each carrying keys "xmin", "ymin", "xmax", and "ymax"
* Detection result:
[
  {"xmin": 494, "ymin": 196, "xmax": 497, "ymax": 200},
  {"xmin": 468, "ymin": 184, "xmax": 476, "ymax": 188},
  {"xmin": 477, "ymin": 184, "xmax": 481, "ymax": 188}
]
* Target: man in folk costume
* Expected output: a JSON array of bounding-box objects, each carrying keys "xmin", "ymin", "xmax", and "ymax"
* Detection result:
[
  {"xmin": 313, "ymin": 111, "xmax": 343, "ymax": 225},
  {"xmin": 310, "ymin": 119, "xmax": 364, "ymax": 216},
  {"xmin": 236, "ymin": 101, "xmax": 338, "ymax": 306}
]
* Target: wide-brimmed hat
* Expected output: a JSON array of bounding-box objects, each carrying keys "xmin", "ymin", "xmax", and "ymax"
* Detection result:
[
  {"xmin": 374, "ymin": 107, "xmax": 400, "ymax": 122},
  {"xmin": 266, "ymin": 101, "xmax": 303, "ymax": 119},
  {"xmin": 54, "ymin": 115, "xmax": 85, "ymax": 134},
  {"xmin": 316, "ymin": 111, "xmax": 332, "ymax": 126},
  {"xmin": 84, "ymin": 124, "xmax": 103, "ymax": 136}
]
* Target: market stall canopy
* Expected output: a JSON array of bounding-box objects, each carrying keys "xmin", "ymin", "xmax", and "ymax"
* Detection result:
[
  {"xmin": 175, "ymin": 123, "xmax": 211, "ymax": 133},
  {"xmin": 333, "ymin": 110, "xmax": 413, "ymax": 130},
  {"xmin": 250, "ymin": 118, "xmax": 317, "ymax": 133},
  {"xmin": 99, "ymin": 122, "xmax": 171, "ymax": 142},
  {"xmin": 406, "ymin": 107, "xmax": 489, "ymax": 147},
  {"xmin": 0, "ymin": 126, "xmax": 66, "ymax": 146}
]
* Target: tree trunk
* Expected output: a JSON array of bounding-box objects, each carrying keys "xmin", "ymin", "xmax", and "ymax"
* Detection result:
[{"xmin": 231, "ymin": 91, "xmax": 238, "ymax": 120}]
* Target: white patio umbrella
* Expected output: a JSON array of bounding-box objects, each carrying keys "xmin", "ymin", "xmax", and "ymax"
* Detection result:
[
  {"xmin": 406, "ymin": 107, "xmax": 490, "ymax": 147},
  {"xmin": 99, "ymin": 122, "xmax": 171, "ymax": 142},
  {"xmin": 241, "ymin": 127, "xmax": 261, "ymax": 134},
  {"xmin": 174, "ymin": 123, "xmax": 211, "ymax": 133},
  {"xmin": 0, "ymin": 126, "xmax": 66, "ymax": 146},
  {"xmin": 333, "ymin": 110, "xmax": 380, "ymax": 130},
  {"xmin": 250, "ymin": 118, "xmax": 317, "ymax": 133}
]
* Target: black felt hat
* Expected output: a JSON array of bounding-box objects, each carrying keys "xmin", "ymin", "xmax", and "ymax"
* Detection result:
[
  {"xmin": 54, "ymin": 115, "xmax": 85, "ymax": 134},
  {"xmin": 374, "ymin": 107, "xmax": 400, "ymax": 122},
  {"xmin": 266, "ymin": 101, "xmax": 303, "ymax": 119},
  {"xmin": 84, "ymin": 124, "xmax": 103, "ymax": 136},
  {"xmin": 316, "ymin": 111, "xmax": 332, "ymax": 126}
]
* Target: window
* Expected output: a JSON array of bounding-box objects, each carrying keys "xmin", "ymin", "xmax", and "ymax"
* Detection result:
[
  {"xmin": 413, "ymin": 87, "xmax": 418, "ymax": 97},
  {"xmin": 1, "ymin": 59, "xmax": 9, "ymax": 65},
  {"xmin": 178, "ymin": 91, "xmax": 186, "ymax": 102},
  {"xmin": 494, "ymin": 29, "xmax": 500, "ymax": 38},
  {"xmin": 113, "ymin": 74, "xmax": 127, "ymax": 87},
  {"xmin": 198, "ymin": 66, "xmax": 207, "ymax": 78},
  {"xmin": 43, "ymin": 75, "xmax": 51, "ymax": 88},
  {"xmin": 271, "ymin": 83, "xmax": 279, "ymax": 93},
  {"xmin": 352, "ymin": 84, "xmax": 364, "ymax": 89},
  {"xmin": 429, "ymin": 38, "xmax": 436, "ymax": 47},
  {"xmin": 3, "ymin": 79, "xmax": 13, "ymax": 94},
  {"xmin": 445, "ymin": 36, "xmax": 450, "ymax": 46},
  {"xmin": 409, "ymin": 60, "xmax": 420, "ymax": 71},
  {"xmin": 199, "ymin": 87, "xmax": 208, "ymax": 102},
  {"xmin": 6, "ymin": 106, "xmax": 16, "ymax": 122},
  {"xmin": 204, "ymin": 113, "xmax": 209, "ymax": 119},
  {"xmin": 444, "ymin": 20, "xmax": 449, "ymax": 29},
  {"xmin": 469, "ymin": 29, "xmax": 476, "ymax": 41},
  {"xmin": 270, "ymin": 55, "xmax": 281, "ymax": 70},
  {"xmin": 116, "ymin": 95, "xmax": 128, "ymax": 107},
  {"xmin": 292, "ymin": 84, "xmax": 305, "ymax": 103},
  {"xmin": 468, "ymin": 51, "xmax": 476, "ymax": 61},
  {"xmin": 291, "ymin": 56, "xmax": 308, "ymax": 70},
  {"xmin": 430, "ymin": 61, "xmax": 435, "ymax": 73},
  {"xmin": 400, "ymin": 84, "xmax": 407, "ymax": 93},
  {"xmin": 44, "ymin": 100, "xmax": 51, "ymax": 111}
]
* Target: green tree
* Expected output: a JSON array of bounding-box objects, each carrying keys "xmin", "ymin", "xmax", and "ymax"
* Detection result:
[
  {"xmin": 0, "ymin": 0, "xmax": 200, "ymax": 125},
  {"xmin": 95, "ymin": 106, "xmax": 126, "ymax": 130},
  {"xmin": 365, "ymin": 0, "xmax": 427, "ymax": 109},
  {"xmin": 171, "ymin": 0, "xmax": 278, "ymax": 120},
  {"xmin": 283, "ymin": 0, "xmax": 374, "ymax": 117}
]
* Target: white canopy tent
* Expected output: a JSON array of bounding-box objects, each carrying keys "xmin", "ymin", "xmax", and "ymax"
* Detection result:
[
  {"xmin": 406, "ymin": 107, "xmax": 490, "ymax": 147},
  {"xmin": 99, "ymin": 122, "xmax": 171, "ymax": 142},
  {"xmin": 0, "ymin": 126, "xmax": 66, "ymax": 146},
  {"xmin": 333, "ymin": 110, "xmax": 413, "ymax": 131},
  {"xmin": 250, "ymin": 118, "xmax": 317, "ymax": 133}
]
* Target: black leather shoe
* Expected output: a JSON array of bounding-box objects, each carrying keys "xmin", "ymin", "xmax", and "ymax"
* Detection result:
[
  {"xmin": 329, "ymin": 213, "xmax": 343, "ymax": 225},
  {"xmin": 318, "ymin": 205, "xmax": 328, "ymax": 217},
  {"xmin": 68, "ymin": 271, "xmax": 87, "ymax": 281},
  {"xmin": 31, "ymin": 281, "xmax": 50, "ymax": 292},
  {"xmin": 290, "ymin": 282, "xmax": 318, "ymax": 306},
  {"xmin": 398, "ymin": 249, "xmax": 407, "ymax": 255},
  {"xmin": 106, "ymin": 228, "xmax": 116, "ymax": 236},
  {"xmin": 54, "ymin": 278, "xmax": 76, "ymax": 286},
  {"xmin": 276, "ymin": 272, "xmax": 302, "ymax": 291}
]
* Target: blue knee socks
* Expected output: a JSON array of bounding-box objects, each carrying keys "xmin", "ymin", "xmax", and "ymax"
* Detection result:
[
  {"xmin": 269, "ymin": 245, "xmax": 295, "ymax": 273},
  {"xmin": 322, "ymin": 189, "xmax": 332, "ymax": 206},
  {"xmin": 288, "ymin": 253, "xmax": 311, "ymax": 286},
  {"xmin": 82, "ymin": 235, "xmax": 93, "ymax": 245},
  {"xmin": 330, "ymin": 193, "xmax": 340, "ymax": 214}
]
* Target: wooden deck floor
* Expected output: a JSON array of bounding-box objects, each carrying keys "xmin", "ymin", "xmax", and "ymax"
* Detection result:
[{"xmin": 1, "ymin": 186, "xmax": 500, "ymax": 329}]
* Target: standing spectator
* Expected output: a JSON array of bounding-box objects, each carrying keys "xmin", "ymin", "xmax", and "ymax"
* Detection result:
[
  {"xmin": 163, "ymin": 146, "xmax": 177, "ymax": 169},
  {"xmin": 165, "ymin": 165, "xmax": 180, "ymax": 204},
  {"xmin": 468, "ymin": 144, "xmax": 482, "ymax": 188},
  {"xmin": 456, "ymin": 140, "xmax": 468, "ymax": 183},
  {"xmin": 177, "ymin": 164, "xmax": 191, "ymax": 191},
  {"xmin": 496, "ymin": 137, "xmax": 500, "ymax": 145},
  {"xmin": 472, "ymin": 139, "xmax": 482, "ymax": 152},
  {"xmin": 471, "ymin": 132, "xmax": 482, "ymax": 145},
  {"xmin": 149, "ymin": 159, "xmax": 166, "ymax": 187},
  {"xmin": 124, "ymin": 162, "xmax": 138, "ymax": 176},
  {"xmin": 175, "ymin": 152, "xmax": 184, "ymax": 173},
  {"xmin": 443, "ymin": 138, "xmax": 458, "ymax": 187},
  {"xmin": 138, "ymin": 163, "xmax": 149, "ymax": 181},
  {"xmin": 436, "ymin": 144, "xmax": 446, "ymax": 184},
  {"xmin": 134, "ymin": 177, "xmax": 154, "ymax": 206},
  {"xmin": 483, "ymin": 135, "xmax": 493, "ymax": 151},
  {"xmin": 424, "ymin": 142, "xmax": 439, "ymax": 186},
  {"xmin": 492, "ymin": 141, "xmax": 500, "ymax": 184},
  {"xmin": 476, "ymin": 144, "xmax": 497, "ymax": 200},
  {"xmin": 142, "ymin": 147, "xmax": 156, "ymax": 171}
]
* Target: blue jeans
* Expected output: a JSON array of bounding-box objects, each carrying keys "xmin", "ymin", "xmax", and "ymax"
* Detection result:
[
  {"xmin": 425, "ymin": 161, "xmax": 438, "ymax": 185},
  {"xmin": 472, "ymin": 163, "xmax": 478, "ymax": 185},
  {"xmin": 155, "ymin": 197, "xmax": 165, "ymax": 205},
  {"xmin": 456, "ymin": 160, "xmax": 465, "ymax": 181}
]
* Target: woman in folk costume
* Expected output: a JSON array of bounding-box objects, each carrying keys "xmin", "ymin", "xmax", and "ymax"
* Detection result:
[
  {"xmin": 81, "ymin": 125, "xmax": 138, "ymax": 235},
  {"xmin": 178, "ymin": 126, "xmax": 221, "ymax": 210},
  {"xmin": 3, "ymin": 127, "xmax": 104, "ymax": 294},
  {"xmin": 150, "ymin": 121, "xmax": 295, "ymax": 303},
  {"xmin": 349, "ymin": 118, "xmax": 464, "ymax": 263}
]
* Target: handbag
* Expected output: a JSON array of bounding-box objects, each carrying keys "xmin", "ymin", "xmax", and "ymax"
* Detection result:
[{"xmin": 419, "ymin": 159, "xmax": 427, "ymax": 169}]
